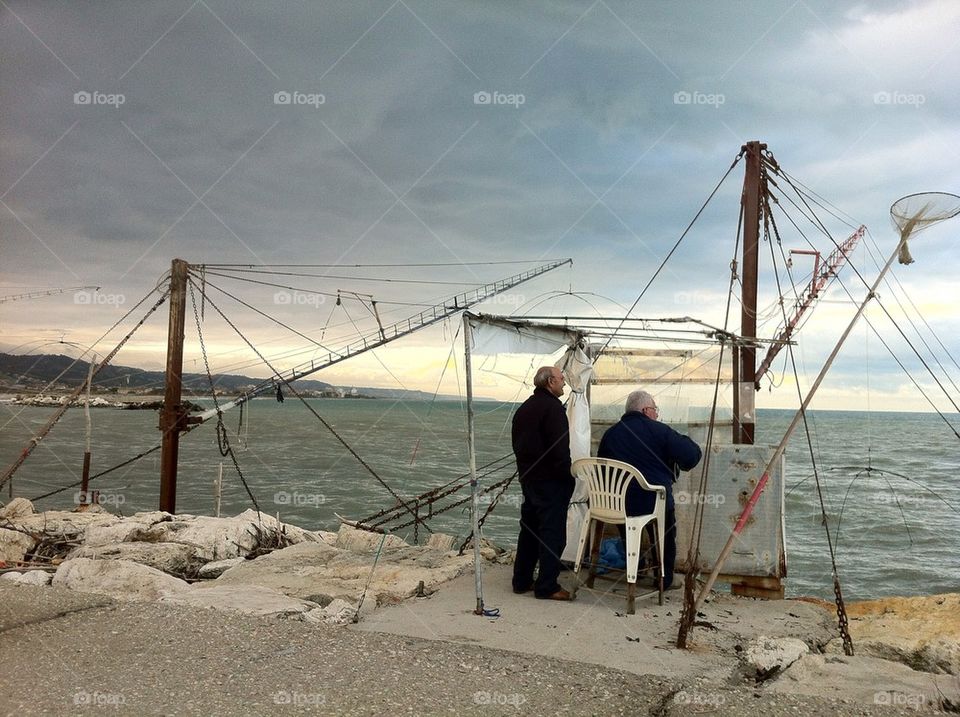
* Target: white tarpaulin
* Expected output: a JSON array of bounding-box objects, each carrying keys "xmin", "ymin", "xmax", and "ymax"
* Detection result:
[
  {"xmin": 558, "ymin": 345, "xmax": 593, "ymax": 561},
  {"xmin": 464, "ymin": 313, "xmax": 592, "ymax": 563},
  {"xmin": 466, "ymin": 313, "xmax": 582, "ymax": 356}
]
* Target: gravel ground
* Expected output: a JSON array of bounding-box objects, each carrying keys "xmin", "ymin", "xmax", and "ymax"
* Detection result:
[{"xmin": 0, "ymin": 584, "xmax": 928, "ymax": 716}]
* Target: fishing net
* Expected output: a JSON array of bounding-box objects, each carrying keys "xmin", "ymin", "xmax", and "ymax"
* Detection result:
[{"xmin": 889, "ymin": 192, "xmax": 960, "ymax": 264}]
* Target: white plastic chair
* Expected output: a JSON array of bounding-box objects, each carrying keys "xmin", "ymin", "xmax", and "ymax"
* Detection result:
[{"xmin": 571, "ymin": 457, "xmax": 666, "ymax": 612}]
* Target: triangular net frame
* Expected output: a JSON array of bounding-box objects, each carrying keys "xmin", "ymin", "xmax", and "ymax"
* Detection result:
[{"xmin": 889, "ymin": 192, "xmax": 960, "ymax": 264}]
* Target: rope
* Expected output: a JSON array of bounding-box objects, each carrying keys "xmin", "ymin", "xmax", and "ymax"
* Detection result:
[
  {"xmin": 191, "ymin": 281, "xmax": 425, "ymax": 528},
  {"xmin": 764, "ymin": 209, "xmax": 854, "ymax": 656},
  {"xmin": 594, "ymin": 149, "xmax": 745, "ymax": 361},
  {"xmin": 198, "ymin": 269, "xmax": 437, "ymax": 308},
  {"xmin": 765, "ymin": 180, "xmax": 960, "ymax": 437},
  {"xmin": 353, "ymin": 532, "xmax": 388, "ymax": 623},
  {"xmin": 677, "ymin": 179, "xmax": 743, "ymax": 650},
  {"xmin": 0, "ymin": 286, "xmax": 169, "ymax": 432},
  {"xmin": 188, "ymin": 281, "xmax": 262, "ymax": 516},
  {"xmin": 200, "ymin": 267, "xmax": 486, "ymax": 286},
  {"xmin": 200, "ymin": 276, "xmax": 339, "ymax": 355},
  {"xmin": 29, "ymin": 445, "xmax": 161, "ymax": 502},
  {"xmin": 1, "ymin": 292, "xmax": 168, "ymax": 490},
  {"xmin": 203, "ymin": 260, "xmax": 556, "ymax": 268}
]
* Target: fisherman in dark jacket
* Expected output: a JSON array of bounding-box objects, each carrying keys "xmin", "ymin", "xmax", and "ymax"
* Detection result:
[
  {"xmin": 598, "ymin": 390, "xmax": 701, "ymax": 589},
  {"xmin": 511, "ymin": 366, "xmax": 575, "ymax": 600}
]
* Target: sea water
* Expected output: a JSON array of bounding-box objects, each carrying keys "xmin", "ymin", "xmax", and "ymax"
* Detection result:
[{"xmin": 1, "ymin": 398, "xmax": 957, "ymax": 600}]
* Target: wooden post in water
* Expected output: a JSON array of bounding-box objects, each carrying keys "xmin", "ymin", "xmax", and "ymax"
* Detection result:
[
  {"xmin": 159, "ymin": 259, "xmax": 189, "ymax": 514},
  {"xmin": 736, "ymin": 140, "xmax": 765, "ymax": 445},
  {"xmin": 79, "ymin": 360, "xmax": 95, "ymax": 505}
]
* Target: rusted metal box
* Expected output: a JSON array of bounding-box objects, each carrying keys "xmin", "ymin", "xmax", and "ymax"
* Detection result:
[{"xmin": 674, "ymin": 443, "xmax": 786, "ymax": 579}]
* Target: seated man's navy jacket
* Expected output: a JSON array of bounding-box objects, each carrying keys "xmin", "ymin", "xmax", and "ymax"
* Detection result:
[{"xmin": 597, "ymin": 411, "xmax": 702, "ymax": 514}]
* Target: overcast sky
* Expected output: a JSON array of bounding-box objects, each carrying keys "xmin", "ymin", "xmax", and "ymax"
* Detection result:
[{"xmin": 2, "ymin": 1, "xmax": 959, "ymax": 412}]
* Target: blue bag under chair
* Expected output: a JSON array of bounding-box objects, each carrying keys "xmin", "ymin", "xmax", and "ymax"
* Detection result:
[{"xmin": 595, "ymin": 537, "xmax": 626, "ymax": 574}]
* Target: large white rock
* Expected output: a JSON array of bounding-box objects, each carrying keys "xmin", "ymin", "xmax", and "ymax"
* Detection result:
[
  {"xmin": 13, "ymin": 510, "xmax": 119, "ymax": 543},
  {"xmin": 0, "ymin": 497, "xmax": 34, "ymax": 520},
  {"xmin": 768, "ymin": 653, "xmax": 960, "ymax": 710},
  {"xmin": 197, "ymin": 557, "xmax": 247, "ymax": 579},
  {"xmin": 303, "ymin": 598, "xmax": 358, "ymax": 625},
  {"xmin": 335, "ymin": 524, "xmax": 408, "ymax": 552},
  {"xmin": 826, "ymin": 593, "xmax": 960, "ymax": 675},
  {"xmin": 132, "ymin": 512, "xmax": 324, "ymax": 562},
  {"xmin": 12, "ymin": 570, "xmax": 53, "ymax": 586},
  {"xmin": 68, "ymin": 542, "xmax": 203, "ymax": 578},
  {"xmin": 426, "ymin": 533, "xmax": 456, "ymax": 551},
  {"xmin": 234, "ymin": 510, "xmax": 324, "ymax": 546},
  {"xmin": 83, "ymin": 517, "xmax": 168, "ymax": 547},
  {"xmin": 161, "ymin": 583, "xmax": 318, "ymax": 617},
  {"xmin": 215, "ymin": 540, "xmax": 473, "ymax": 607},
  {"xmin": 52, "ymin": 558, "xmax": 189, "ymax": 601},
  {"xmin": 743, "ymin": 636, "xmax": 809, "ymax": 676},
  {"xmin": 0, "ymin": 527, "xmax": 36, "ymax": 563}
]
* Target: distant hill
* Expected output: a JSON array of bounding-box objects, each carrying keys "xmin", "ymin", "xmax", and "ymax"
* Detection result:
[{"xmin": 0, "ymin": 352, "xmax": 462, "ymax": 401}]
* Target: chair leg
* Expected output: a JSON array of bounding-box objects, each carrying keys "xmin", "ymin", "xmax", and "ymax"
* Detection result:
[
  {"xmin": 627, "ymin": 580, "xmax": 636, "ymax": 615},
  {"xmin": 656, "ymin": 519, "xmax": 664, "ymax": 606},
  {"xmin": 571, "ymin": 518, "xmax": 591, "ymax": 599},
  {"xmin": 586, "ymin": 520, "xmax": 603, "ymax": 589}
]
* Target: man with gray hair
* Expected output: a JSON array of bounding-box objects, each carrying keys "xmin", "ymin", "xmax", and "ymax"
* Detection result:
[
  {"xmin": 511, "ymin": 365, "xmax": 575, "ymax": 600},
  {"xmin": 598, "ymin": 389, "xmax": 701, "ymax": 589}
]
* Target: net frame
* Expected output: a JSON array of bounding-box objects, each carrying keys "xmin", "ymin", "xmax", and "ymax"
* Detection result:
[{"xmin": 889, "ymin": 192, "xmax": 960, "ymax": 264}]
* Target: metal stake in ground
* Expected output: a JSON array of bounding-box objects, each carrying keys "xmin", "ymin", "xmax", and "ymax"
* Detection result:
[{"xmin": 463, "ymin": 314, "xmax": 485, "ymax": 615}]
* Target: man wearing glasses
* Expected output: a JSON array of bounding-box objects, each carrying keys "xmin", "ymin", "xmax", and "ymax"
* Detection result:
[
  {"xmin": 511, "ymin": 366, "xmax": 576, "ymax": 601},
  {"xmin": 598, "ymin": 389, "xmax": 702, "ymax": 590}
]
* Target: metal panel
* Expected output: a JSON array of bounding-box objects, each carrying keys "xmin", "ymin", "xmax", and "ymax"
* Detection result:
[{"xmin": 674, "ymin": 444, "xmax": 786, "ymax": 578}]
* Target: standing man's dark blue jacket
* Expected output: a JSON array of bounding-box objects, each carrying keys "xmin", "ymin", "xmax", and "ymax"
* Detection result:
[
  {"xmin": 512, "ymin": 387, "xmax": 572, "ymax": 483},
  {"xmin": 598, "ymin": 411, "xmax": 701, "ymax": 513}
]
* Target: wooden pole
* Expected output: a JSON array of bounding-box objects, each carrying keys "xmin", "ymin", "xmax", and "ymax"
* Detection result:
[
  {"xmin": 79, "ymin": 360, "xmax": 95, "ymax": 505},
  {"xmin": 737, "ymin": 140, "xmax": 765, "ymax": 445},
  {"xmin": 214, "ymin": 462, "xmax": 223, "ymax": 518},
  {"xmin": 159, "ymin": 259, "xmax": 189, "ymax": 514}
]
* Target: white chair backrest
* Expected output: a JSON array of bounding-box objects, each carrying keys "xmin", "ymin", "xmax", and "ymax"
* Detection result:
[{"xmin": 572, "ymin": 457, "xmax": 645, "ymax": 523}]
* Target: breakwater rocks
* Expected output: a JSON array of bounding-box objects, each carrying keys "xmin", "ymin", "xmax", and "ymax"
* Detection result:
[
  {"xmin": 0, "ymin": 498, "xmax": 488, "ymax": 624},
  {"xmin": 10, "ymin": 395, "xmax": 204, "ymax": 410}
]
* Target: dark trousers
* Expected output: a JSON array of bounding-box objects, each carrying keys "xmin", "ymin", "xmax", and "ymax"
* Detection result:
[{"xmin": 513, "ymin": 477, "xmax": 574, "ymax": 597}]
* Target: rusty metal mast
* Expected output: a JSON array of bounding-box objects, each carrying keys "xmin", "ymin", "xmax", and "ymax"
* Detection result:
[{"xmin": 733, "ymin": 140, "xmax": 765, "ymax": 444}]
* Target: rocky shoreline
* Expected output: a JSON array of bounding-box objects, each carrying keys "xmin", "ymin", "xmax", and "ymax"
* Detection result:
[
  {"xmin": 1, "ymin": 498, "xmax": 958, "ymax": 714},
  {"xmin": 0, "ymin": 498, "xmax": 502, "ymax": 625}
]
